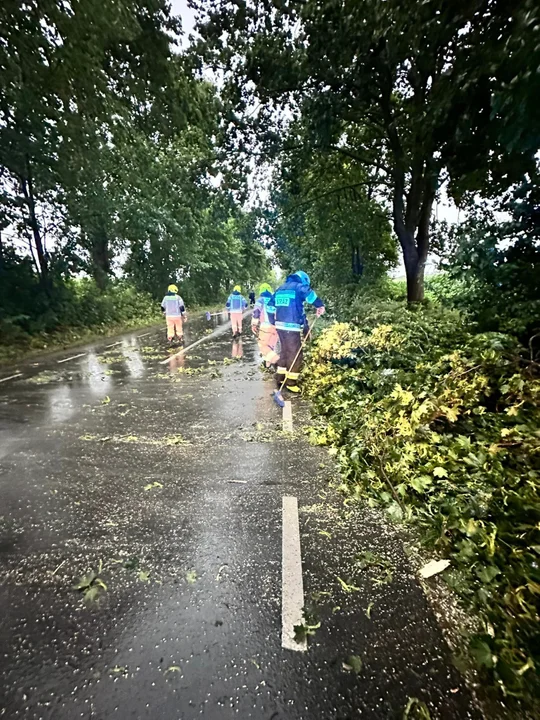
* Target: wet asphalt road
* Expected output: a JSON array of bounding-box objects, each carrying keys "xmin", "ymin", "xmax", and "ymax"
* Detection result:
[{"xmin": 0, "ymin": 313, "xmax": 481, "ymax": 720}]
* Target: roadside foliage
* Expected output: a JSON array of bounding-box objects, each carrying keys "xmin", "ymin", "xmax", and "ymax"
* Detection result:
[{"xmin": 304, "ymin": 300, "xmax": 540, "ymax": 705}]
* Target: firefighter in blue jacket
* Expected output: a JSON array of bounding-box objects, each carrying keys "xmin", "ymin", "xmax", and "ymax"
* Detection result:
[
  {"xmin": 268, "ymin": 271, "xmax": 325, "ymax": 393},
  {"xmin": 226, "ymin": 285, "xmax": 248, "ymax": 337}
]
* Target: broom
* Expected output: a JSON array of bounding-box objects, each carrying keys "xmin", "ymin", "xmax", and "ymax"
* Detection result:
[{"xmin": 272, "ymin": 317, "xmax": 318, "ymax": 408}]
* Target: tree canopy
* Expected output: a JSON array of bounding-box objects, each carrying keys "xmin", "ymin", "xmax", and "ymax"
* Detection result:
[
  {"xmin": 0, "ymin": 0, "xmax": 271, "ymax": 344},
  {"xmin": 268, "ymin": 145, "xmax": 397, "ymax": 296},
  {"xmin": 192, "ymin": 0, "xmax": 540, "ymax": 300}
]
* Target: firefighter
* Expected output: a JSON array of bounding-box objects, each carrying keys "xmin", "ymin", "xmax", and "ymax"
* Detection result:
[{"xmin": 268, "ymin": 271, "xmax": 325, "ymax": 393}]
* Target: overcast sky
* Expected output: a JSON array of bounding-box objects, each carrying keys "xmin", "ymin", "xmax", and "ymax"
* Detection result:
[{"xmin": 170, "ymin": 0, "xmax": 197, "ymax": 43}]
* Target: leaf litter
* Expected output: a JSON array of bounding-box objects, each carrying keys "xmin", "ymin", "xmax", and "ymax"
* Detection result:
[
  {"xmin": 293, "ymin": 607, "xmax": 321, "ymax": 644},
  {"xmin": 355, "ymin": 550, "xmax": 394, "ymax": 586},
  {"xmin": 26, "ymin": 370, "xmax": 62, "ymax": 384},
  {"xmin": 342, "ymin": 654, "xmax": 363, "ymax": 675},
  {"xmin": 144, "ymin": 481, "xmax": 163, "ymax": 491},
  {"xmin": 402, "ymin": 697, "xmax": 432, "ymax": 719},
  {"xmin": 164, "ymin": 665, "xmax": 181, "ymax": 676},
  {"xmin": 73, "ymin": 561, "xmax": 107, "ymax": 604}
]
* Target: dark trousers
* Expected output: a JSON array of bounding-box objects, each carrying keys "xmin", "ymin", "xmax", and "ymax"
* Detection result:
[{"xmin": 276, "ymin": 330, "xmax": 303, "ymax": 388}]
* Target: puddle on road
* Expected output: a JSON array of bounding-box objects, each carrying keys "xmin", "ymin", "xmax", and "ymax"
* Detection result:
[{"xmin": 1, "ymin": 313, "xmax": 238, "ymax": 431}]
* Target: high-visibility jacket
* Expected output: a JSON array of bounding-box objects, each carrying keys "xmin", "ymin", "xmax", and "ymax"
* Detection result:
[
  {"xmin": 252, "ymin": 290, "xmax": 274, "ymax": 327},
  {"xmin": 161, "ymin": 293, "xmax": 185, "ymax": 317},
  {"xmin": 268, "ymin": 274, "xmax": 324, "ymax": 332},
  {"xmin": 226, "ymin": 291, "xmax": 248, "ymax": 313}
]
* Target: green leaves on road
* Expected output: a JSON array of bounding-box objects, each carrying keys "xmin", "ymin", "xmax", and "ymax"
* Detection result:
[
  {"xmin": 336, "ymin": 577, "xmax": 361, "ymax": 594},
  {"xmin": 73, "ymin": 563, "xmax": 107, "ymax": 604},
  {"xmin": 294, "ymin": 607, "xmax": 321, "ymax": 644},
  {"xmin": 293, "ymin": 621, "xmax": 321, "ymax": 644},
  {"xmin": 342, "ymin": 655, "xmax": 363, "ymax": 675},
  {"xmin": 355, "ymin": 551, "xmax": 393, "ymax": 587},
  {"xmin": 403, "ymin": 697, "xmax": 432, "ymax": 719},
  {"xmin": 144, "ymin": 482, "xmax": 163, "ymax": 491}
]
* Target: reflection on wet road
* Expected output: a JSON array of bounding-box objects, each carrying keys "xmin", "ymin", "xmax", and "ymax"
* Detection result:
[
  {"xmin": 0, "ymin": 312, "xmax": 230, "ymax": 433},
  {"xmin": 232, "ymin": 337, "xmax": 243, "ymax": 359},
  {"xmin": 0, "ymin": 311, "xmax": 480, "ymax": 720}
]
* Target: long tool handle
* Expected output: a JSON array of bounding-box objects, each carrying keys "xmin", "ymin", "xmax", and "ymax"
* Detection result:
[{"xmin": 278, "ymin": 317, "xmax": 318, "ymax": 394}]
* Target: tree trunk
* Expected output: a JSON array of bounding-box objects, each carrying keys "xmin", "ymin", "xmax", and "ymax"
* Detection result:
[
  {"xmin": 351, "ymin": 245, "xmax": 364, "ymax": 277},
  {"xmin": 90, "ymin": 227, "xmax": 111, "ymax": 290},
  {"xmin": 394, "ymin": 227, "xmax": 424, "ymax": 302},
  {"xmin": 402, "ymin": 242, "xmax": 425, "ymax": 302},
  {"xmin": 391, "ymin": 160, "xmax": 437, "ymax": 303},
  {"xmin": 21, "ymin": 159, "xmax": 48, "ymax": 282}
]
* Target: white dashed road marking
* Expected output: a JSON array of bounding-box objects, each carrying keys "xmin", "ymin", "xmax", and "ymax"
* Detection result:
[
  {"xmin": 0, "ymin": 373, "xmax": 23, "ymax": 384},
  {"xmin": 282, "ymin": 496, "xmax": 307, "ymax": 651},
  {"xmin": 57, "ymin": 353, "xmax": 87, "ymax": 364},
  {"xmin": 160, "ymin": 332, "xmax": 219, "ymax": 364},
  {"xmin": 282, "ymin": 401, "xmax": 293, "ymax": 433}
]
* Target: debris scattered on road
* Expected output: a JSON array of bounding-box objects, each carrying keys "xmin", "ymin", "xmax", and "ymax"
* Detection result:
[
  {"xmin": 73, "ymin": 563, "xmax": 107, "ymax": 603},
  {"xmin": 216, "ymin": 564, "xmax": 228, "ymax": 581},
  {"xmin": 164, "ymin": 665, "xmax": 181, "ymax": 675},
  {"xmin": 342, "ymin": 655, "xmax": 363, "ymax": 674},
  {"xmin": 144, "ymin": 481, "xmax": 163, "ymax": 491},
  {"xmin": 293, "ymin": 619, "xmax": 320, "ymax": 643},
  {"xmin": 49, "ymin": 559, "xmax": 66, "ymax": 576},
  {"xmin": 365, "ymin": 602, "xmax": 374, "ymax": 619},
  {"xmin": 164, "ymin": 434, "xmax": 189, "ymax": 445},
  {"xmin": 26, "ymin": 370, "xmax": 62, "ymax": 384},
  {"xmin": 419, "ymin": 559, "xmax": 451, "ymax": 579},
  {"xmin": 356, "ymin": 550, "xmax": 394, "ymax": 585},
  {"xmin": 403, "ymin": 697, "xmax": 432, "ymax": 718},
  {"xmin": 337, "ymin": 576, "xmax": 361, "ymax": 593},
  {"xmin": 79, "ymin": 434, "xmax": 190, "ymax": 447},
  {"xmin": 122, "ymin": 557, "xmax": 139, "ymax": 570}
]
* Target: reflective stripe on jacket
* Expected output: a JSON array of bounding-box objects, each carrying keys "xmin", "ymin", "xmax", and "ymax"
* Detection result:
[
  {"xmin": 226, "ymin": 291, "xmax": 248, "ymax": 313},
  {"xmin": 161, "ymin": 294, "xmax": 185, "ymax": 316},
  {"xmin": 268, "ymin": 274, "xmax": 323, "ymax": 332},
  {"xmin": 252, "ymin": 290, "xmax": 274, "ymax": 327}
]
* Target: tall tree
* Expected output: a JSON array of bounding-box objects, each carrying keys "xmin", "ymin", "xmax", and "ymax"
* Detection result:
[
  {"xmin": 191, "ymin": 0, "xmax": 540, "ymax": 301},
  {"xmin": 0, "ymin": 0, "xmax": 181, "ymax": 284}
]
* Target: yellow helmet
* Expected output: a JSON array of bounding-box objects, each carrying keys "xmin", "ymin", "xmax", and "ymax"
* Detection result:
[
  {"xmin": 259, "ymin": 283, "xmax": 272, "ymax": 294},
  {"xmin": 168, "ymin": 284, "xmax": 178, "ymax": 293},
  {"xmin": 233, "ymin": 285, "xmax": 241, "ymax": 292}
]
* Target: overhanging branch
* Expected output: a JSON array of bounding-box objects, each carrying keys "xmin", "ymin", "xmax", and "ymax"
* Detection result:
[{"xmin": 274, "ymin": 180, "xmax": 390, "ymax": 220}]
